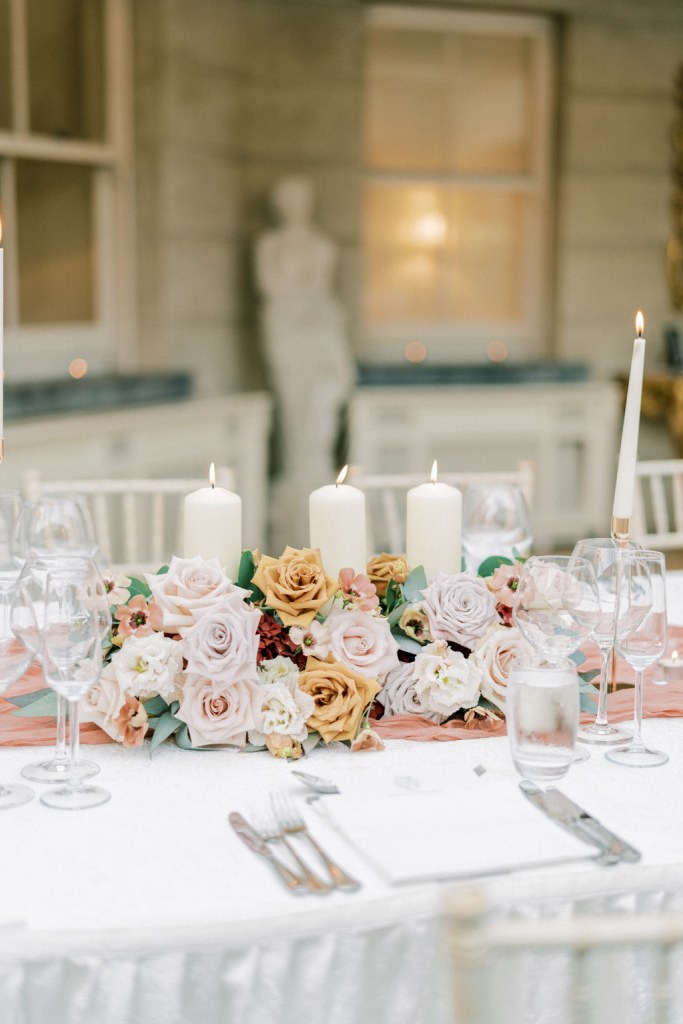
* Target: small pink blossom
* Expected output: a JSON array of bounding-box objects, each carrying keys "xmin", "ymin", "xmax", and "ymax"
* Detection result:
[
  {"xmin": 487, "ymin": 563, "xmax": 523, "ymax": 608},
  {"xmin": 351, "ymin": 727, "xmax": 385, "ymax": 752},
  {"xmin": 114, "ymin": 695, "xmax": 149, "ymax": 748},
  {"xmin": 289, "ymin": 619, "xmax": 331, "ymax": 659},
  {"xmin": 115, "ymin": 595, "xmax": 164, "ymax": 637},
  {"xmin": 338, "ymin": 568, "xmax": 380, "ymax": 612}
]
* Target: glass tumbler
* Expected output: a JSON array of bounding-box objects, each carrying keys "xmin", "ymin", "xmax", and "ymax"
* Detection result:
[{"xmin": 507, "ymin": 657, "xmax": 580, "ymax": 781}]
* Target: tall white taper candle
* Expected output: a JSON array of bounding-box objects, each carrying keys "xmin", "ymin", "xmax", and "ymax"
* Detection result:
[{"xmin": 612, "ymin": 312, "xmax": 646, "ymax": 522}]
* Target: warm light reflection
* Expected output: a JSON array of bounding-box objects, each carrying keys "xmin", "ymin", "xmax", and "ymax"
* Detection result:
[
  {"xmin": 0, "ymin": 216, "xmax": 3, "ymax": 245},
  {"xmin": 412, "ymin": 212, "xmax": 447, "ymax": 247},
  {"xmin": 336, "ymin": 465, "xmax": 349, "ymax": 486},
  {"xmin": 431, "ymin": 460, "xmax": 438, "ymax": 484},
  {"xmin": 68, "ymin": 358, "xmax": 88, "ymax": 379},
  {"xmin": 209, "ymin": 462, "xmax": 216, "ymax": 488},
  {"xmin": 486, "ymin": 341, "xmax": 508, "ymax": 363},
  {"xmin": 636, "ymin": 311, "xmax": 644, "ymax": 337},
  {"xmin": 673, "ymin": 651, "xmax": 679, "ymax": 663},
  {"xmin": 405, "ymin": 341, "xmax": 427, "ymax": 364}
]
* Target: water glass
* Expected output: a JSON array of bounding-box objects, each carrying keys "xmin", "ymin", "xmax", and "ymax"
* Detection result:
[
  {"xmin": 507, "ymin": 657, "xmax": 579, "ymax": 780},
  {"xmin": 462, "ymin": 483, "xmax": 533, "ymax": 572}
]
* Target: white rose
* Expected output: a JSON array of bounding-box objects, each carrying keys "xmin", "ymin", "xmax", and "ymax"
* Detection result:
[
  {"xmin": 421, "ymin": 571, "xmax": 497, "ymax": 647},
  {"xmin": 251, "ymin": 672, "xmax": 315, "ymax": 744},
  {"xmin": 146, "ymin": 555, "xmax": 247, "ymax": 636},
  {"xmin": 257, "ymin": 656, "xmax": 300, "ymax": 688},
  {"xmin": 471, "ymin": 625, "xmax": 535, "ymax": 711},
  {"xmin": 111, "ymin": 633, "xmax": 184, "ymax": 702},
  {"xmin": 326, "ymin": 608, "xmax": 400, "ymax": 680},
  {"xmin": 413, "ymin": 640, "xmax": 483, "ymax": 720},
  {"xmin": 80, "ymin": 662, "xmax": 126, "ymax": 741}
]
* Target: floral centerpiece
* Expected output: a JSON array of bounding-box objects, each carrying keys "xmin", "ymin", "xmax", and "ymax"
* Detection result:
[{"xmin": 12, "ymin": 547, "xmax": 598, "ymax": 759}]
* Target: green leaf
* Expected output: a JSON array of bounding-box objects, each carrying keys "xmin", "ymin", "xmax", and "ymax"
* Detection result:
[
  {"xmin": 570, "ymin": 650, "xmax": 587, "ymax": 667},
  {"xmin": 174, "ymin": 723, "xmax": 196, "ymax": 750},
  {"xmin": 241, "ymin": 741, "xmax": 267, "ymax": 752},
  {"xmin": 236, "ymin": 549, "xmax": 256, "ymax": 590},
  {"xmin": 4, "ymin": 687, "xmax": 51, "ymax": 708},
  {"xmin": 143, "ymin": 695, "xmax": 170, "ymax": 717},
  {"xmin": 580, "ymin": 691, "xmax": 598, "ymax": 713},
  {"xmin": 384, "ymin": 578, "xmax": 402, "ymax": 614},
  {"xmin": 127, "ymin": 577, "xmax": 152, "ymax": 600},
  {"xmin": 578, "ymin": 668, "xmax": 600, "ymax": 684},
  {"xmin": 476, "ymin": 555, "xmax": 514, "ymax": 578},
  {"xmin": 394, "ymin": 634, "xmax": 423, "ymax": 656},
  {"xmin": 149, "ymin": 710, "xmax": 182, "ymax": 753},
  {"xmin": 387, "ymin": 601, "xmax": 408, "ymax": 628},
  {"xmin": 302, "ymin": 731, "xmax": 322, "ymax": 755},
  {"xmin": 12, "ymin": 690, "xmax": 58, "ymax": 718},
  {"xmin": 403, "ymin": 566, "xmax": 427, "ymax": 603}
]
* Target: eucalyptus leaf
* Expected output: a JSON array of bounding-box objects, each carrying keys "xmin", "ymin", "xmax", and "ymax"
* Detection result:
[
  {"xmin": 476, "ymin": 555, "xmax": 514, "ymax": 578},
  {"xmin": 143, "ymin": 695, "xmax": 169, "ymax": 717},
  {"xmin": 149, "ymin": 711, "xmax": 182, "ymax": 753},
  {"xmin": 241, "ymin": 741, "xmax": 267, "ymax": 752},
  {"xmin": 395, "ymin": 634, "xmax": 424, "ymax": 656},
  {"xmin": 384, "ymin": 579, "xmax": 401, "ymax": 614},
  {"xmin": 302, "ymin": 731, "xmax": 322, "ymax": 756},
  {"xmin": 174, "ymin": 723, "xmax": 196, "ymax": 750},
  {"xmin": 402, "ymin": 566, "xmax": 427, "ymax": 603},
  {"xmin": 387, "ymin": 602, "xmax": 408, "ymax": 628},
  {"xmin": 4, "ymin": 687, "xmax": 50, "ymax": 708},
  {"xmin": 11, "ymin": 690, "xmax": 58, "ymax": 718},
  {"xmin": 236, "ymin": 549, "xmax": 256, "ymax": 590},
  {"xmin": 580, "ymin": 691, "xmax": 598, "ymax": 713},
  {"xmin": 578, "ymin": 668, "xmax": 600, "ymax": 684}
]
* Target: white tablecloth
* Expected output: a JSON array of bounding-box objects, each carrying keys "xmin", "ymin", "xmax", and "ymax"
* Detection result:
[{"xmin": 2, "ymin": 715, "xmax": 683, "ymax": 1024}]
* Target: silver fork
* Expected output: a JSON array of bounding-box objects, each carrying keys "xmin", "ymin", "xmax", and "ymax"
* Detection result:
[
  {"xmin": 253, "ymin": 812, "xmax": 334, "ymax": 895},
  {"xmin": 270, "ymin": 789, "xmax": 362, "ymax": 893}
]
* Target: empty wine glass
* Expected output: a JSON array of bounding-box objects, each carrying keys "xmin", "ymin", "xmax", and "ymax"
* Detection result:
[
  {"xmin": 0, "ymin": 583, "xmax": 36, "ymax": 808},
  {"xmin": 17, "ymin": 495, "xmax": 103, "ymax": 785},
  {"xmin": 607, "ymin": 550, "xmax": 668, "ymax": 768},
  {"xmin": 0, "ymin": 491, "xmax": 23, "ymax": 585},
  {"xmin": 462, "ymin": 484, "xmax": 533, "ymax": 572},
  {"xmin": 40, "ymin": 564, "xmax": 110, "ymax": 810},
  {"xmin": 571, "ymin": 538, "xmax": 635, "ymax": 745},
  {"xmin": 512, "ymin": 555, "xmax": 601, "ymax": 664}
]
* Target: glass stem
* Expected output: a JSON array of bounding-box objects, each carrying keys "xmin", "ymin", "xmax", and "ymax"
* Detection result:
[
  {"xmin": 632, "ymin": 669, "xmax": 645, "ymax": 751},
  {"xmin": 593, "ymin": 645, "xmax": 612, "ymax": 727},
  {"xmin": 55, "ymin": 694, "xmax": 69, "ymax": 763},
  {"xmin": 67, "ymin": 698, "xmax": 83, "ymax": 790}
]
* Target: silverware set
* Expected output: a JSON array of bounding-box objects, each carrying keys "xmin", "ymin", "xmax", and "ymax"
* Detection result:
[{"xmin": 229, "ymin": 788, "xmax": 361, "ymax": 895}]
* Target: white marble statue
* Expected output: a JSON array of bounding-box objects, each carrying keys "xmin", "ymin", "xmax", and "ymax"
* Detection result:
[{"xmin": 255, "ymin": 175, "xmax": 355, "ymax": 547}]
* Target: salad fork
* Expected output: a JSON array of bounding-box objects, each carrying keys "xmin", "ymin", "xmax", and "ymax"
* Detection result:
[
  {"xmin": 270, "ymin": 789, "xmax": 362, "ymax": 893},
  {"xmin": 253, "ymin": 811, "xmax": 333, "ymax": 895}
]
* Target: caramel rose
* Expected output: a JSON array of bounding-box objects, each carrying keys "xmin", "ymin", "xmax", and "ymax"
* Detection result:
[
  {"xmin": 366, "ymin": 553, "xmax": 409, "ymax": 599},
  {"xmin": 252, "ymin": 546, "xmax": 338, "ymax": 628},
  {"xmin": 298, "ymin": 657, "xmax": 381, "ymax": 744}
]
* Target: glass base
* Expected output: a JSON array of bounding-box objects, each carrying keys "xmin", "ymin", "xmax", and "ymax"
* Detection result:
[
  {"xmin": 22, "ymin": 757, "xmax": 100, "ymax": 784},
  {"xmin": 0, "ymin": 783, "xmax": 34, "ymax": 809},
  {"xmin": 577, "ymin": 721, "xmax": 632, "ymax": 746},
  {"xmin": 573, "ymin": 744, "xmax": 591, "ymax": 763},
  {"xmin": 41, "ymin": 783, "xmax": 110, "ymax": 810},
  {"xmin": 605, "ymin": 745, "xmax": 669, "ymax": 768}
]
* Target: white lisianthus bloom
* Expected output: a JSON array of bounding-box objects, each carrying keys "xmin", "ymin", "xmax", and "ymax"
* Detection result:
[
  {"xmin": 110, "ymin": 633, "xmax": 184, "ymax": 702},
  {"xmin": 413, "ymin": 640, "xmax": 483, "ymax": 721},
  {"xmin": 250, "ymin": 670, "xmax": 315, "ymax": 744},
  {"xmin": 289, "ymin": 619, "xmax": 332, "ymax": 659},
  {"xmin": 257, "ymin": 655, "xmax": 300, "ymax": 688}
]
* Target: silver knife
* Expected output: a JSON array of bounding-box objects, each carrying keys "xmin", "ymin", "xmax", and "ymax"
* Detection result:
[
  {"xmin": 228, "ymin": 812, "xmax": 309, "ymax": 895},
  {"xmin": 519, "ymin": 781, "xmax": 641, "ymax": 865}
]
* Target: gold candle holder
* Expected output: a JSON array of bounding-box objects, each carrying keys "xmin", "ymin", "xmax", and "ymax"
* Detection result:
[{"xmin": 610, "ymin": 515, "xmax": 632, "ymax": 546}]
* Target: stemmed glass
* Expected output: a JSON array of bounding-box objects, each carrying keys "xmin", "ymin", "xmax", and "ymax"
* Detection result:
[
  {"xmin": 606, "ymin": 550, "xmax": 668, "ymax": 768},
  {"xmin": 462, "ymin": 484, "xmax": 533, "ymax": 572},
  {"xmin": 0, "ymin": 583, "xmax": 36, "ymax": 808},
  {"xmin": 571, "ymin": 538, "xmax": 633, "ymax": 745},
  {"xmin": 15, "ymin": 495, "xmax": 104, "ymax": 784},
  {"xmin": 512, "ymin": 555, "xmax": 601, "ymax": 664},
  {"xmin": 39, "ymin": 564, "xmax": 110, "ymax": 810}
]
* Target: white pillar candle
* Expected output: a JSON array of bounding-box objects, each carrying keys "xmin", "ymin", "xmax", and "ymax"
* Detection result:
[
  {"xmin": 309, "ymin": 466, "xmax": 367, "ymax": 579},
  {"xmin": 612, "ymin": 312, "xmax": 646, "ymax": 521},
  {"xmin": 406, "ymin": 461, "xmax": 462, "ymax": 581},
  {"xmin": 183, "ymin": 463, "xmax": 242, "ymax": 579}
]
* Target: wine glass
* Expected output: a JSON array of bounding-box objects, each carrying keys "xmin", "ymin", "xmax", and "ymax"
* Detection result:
[
  {"xmin": 17, "ymin": 495, "xmax": 103, "ymax": 785},
  {"xmin": 571, "ymin": 538, "xmax": 635, "ymax": 745},
  {"xmin": 0, "ymin": 583, "xmax": 36, "ymax": 808},
  {"xmin": 39, "ymin": 564, "xmax": 110, "ymax": 810},
  {"xmin": 512, "ymin": 555, "xmax": 601, "ymax": 664},
  {"xmin": 0, "ymin": 491, "xmax": 23, "ymax": 584},
  {"xmin": 606, "ymin": 550, "xmax": 668, "ymax": 768},
  {"xmin": 462, "ymin": 484, "xmax": 533, "ymax": 572}
]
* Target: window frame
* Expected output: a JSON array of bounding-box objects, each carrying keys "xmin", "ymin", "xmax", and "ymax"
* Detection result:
[
  {"xmin": 360, "ymin": 5, "xmax": 557, "ymax": 365},
  {"xmin": 0, "ymin": 0, "xmax": 136, "ymax": 382}
]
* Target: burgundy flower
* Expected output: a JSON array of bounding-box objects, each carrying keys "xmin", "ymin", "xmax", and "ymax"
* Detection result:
[{"xmin": 257, "ymin": 612, "xmax": 306, "ymax": 670}]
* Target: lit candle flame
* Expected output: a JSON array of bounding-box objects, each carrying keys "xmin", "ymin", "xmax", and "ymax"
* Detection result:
[
  {"xmin": 431, "ymin": 460, "xmax": 438, "ymax": 484},
  {"xmin": 336, "ymin": 465, "xmax": 348, "ymax": 487},
  {"xmin": 209, "ymin": 462, "xmax": 215, "ymax": 488},
  {"xmin": 636, "ymin": 311, "xmax": 644, "ymax": 337},
  {"xmin": 673, "ymin": 651, "xmax": 678, "ymax": 663}
]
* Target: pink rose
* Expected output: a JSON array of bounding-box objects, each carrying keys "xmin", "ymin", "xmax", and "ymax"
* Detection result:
[
  {"xmin": 146, "ymin": 556, "xmax": 247, "ymax": 636},
  {"xmin": 327, "ymin": 608, "xmax": 400, "ymax": 680},
  {"xmin": 80, "ymin": 663, "xmax": 126, "ymax": 740},
  {"xmin": 471, "ymin": 624, "xmax": 534, "ymax": 711},
  {"xmin": 421, "ymin": 571, "xmax": 497, "ymax": 647},
  {"xmin": 176, "ymin": 675, "xmax": 263, "ymax": 747},
  {"xmin": 183, "ymin": 593, "xmax": 261, "ymax": 685}
]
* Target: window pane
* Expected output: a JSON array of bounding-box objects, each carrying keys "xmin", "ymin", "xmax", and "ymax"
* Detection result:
[
  {"xmin": 16, "ymin": 160, "xmax": 95, "ymax": 324},
  {"xmin": 0, "ymin": 0, "xmax": 11, "ymax": 129},
  {"xmin": 362, "ymin": 183, "xmax": 528, "ymax": 326},
  {"xmin": 27, "ymin": 0, "xmax": 105, "ymax": 140},
  {"xmin": 365, "ymin": 26, "xmax": 535, "ymax": 174}
]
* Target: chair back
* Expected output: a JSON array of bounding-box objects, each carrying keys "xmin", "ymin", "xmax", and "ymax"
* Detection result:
[
  {"xmin": 449, "ymin": 887, "xmax": 683, "ymax": 1024},
  {"xmin": 22, "ymin": 469, "xmax": 235, "ymax": 574},
  {"xmin": 349, "ymin": 462, "xmax": 534, "ymax": 555},
  {"xmin": 634, "ymin": 459, "xmax": 683, "ymax": 550}
]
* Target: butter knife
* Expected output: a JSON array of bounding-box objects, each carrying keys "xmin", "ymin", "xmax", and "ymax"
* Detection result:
[
  {"xmin": 228, "ymin": 812, "xmax": 309, "ymax": 895},
  {"xmin": 519, "ymin": 781, "xmax": 641, "ymax": 865}
]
